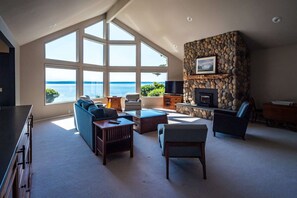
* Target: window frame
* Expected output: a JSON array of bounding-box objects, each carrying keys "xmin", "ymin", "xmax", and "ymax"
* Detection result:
[{"xmin": 43, "ymin": 18, "xmax": 171, "ymax": 106}]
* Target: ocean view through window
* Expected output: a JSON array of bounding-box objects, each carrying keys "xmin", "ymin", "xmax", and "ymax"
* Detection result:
[
  {"xmin": 45, "ymin": 81, "xmax": 163, "ymax": 101},
  {"xmin": 45, "ymin": 68, "xmax": 76, "ymax": 104}
]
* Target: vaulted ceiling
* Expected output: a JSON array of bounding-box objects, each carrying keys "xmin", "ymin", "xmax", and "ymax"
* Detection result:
[{"xmin": 0, "ymin": 0, "xmax": 297, "ymax": 60}]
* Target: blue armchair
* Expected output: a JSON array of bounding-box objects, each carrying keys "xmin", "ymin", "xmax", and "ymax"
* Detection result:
[
  {"xmin": 157, "ymin": 124, "xmax": 208, "ymax": 179},
  {"xmin": 213, "ymin": 101, "xmax": 251, "ymax": 140}
]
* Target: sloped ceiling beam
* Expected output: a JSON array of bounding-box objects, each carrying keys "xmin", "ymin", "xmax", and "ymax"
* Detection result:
[{"xmin": 106, "ymin": 0, "xmax": 133, "ymax": 23}]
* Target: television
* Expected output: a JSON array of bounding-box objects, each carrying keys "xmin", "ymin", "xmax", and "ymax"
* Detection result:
[{"xmin": 165, "ymin": 81, "xmax": 184, "ymax": 95}]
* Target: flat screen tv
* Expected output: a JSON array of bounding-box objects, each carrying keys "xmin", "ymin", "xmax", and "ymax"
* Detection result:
[{"xmin": 165, "ymin": 81, "xmax": 184, "ymax": 95}]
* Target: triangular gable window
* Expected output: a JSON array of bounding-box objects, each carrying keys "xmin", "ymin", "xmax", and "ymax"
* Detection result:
[
  {"xmin": 45, "ymin": 32, "xmax": 77, "ymax": 62},
  {"xmin": 141, "ymin": 42, "xmax": 168, "ymax": 67},
  {"xmin": 85, "ymin": 21, "xmax": 104, "ymax": 39},
  {"xmin": 109, "ymin": 22, "xmax": 135, "ymax": 41}
]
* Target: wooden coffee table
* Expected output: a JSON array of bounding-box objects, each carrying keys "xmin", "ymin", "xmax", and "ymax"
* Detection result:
[
  {"xmin": 93, "ymin": 118, "xmax": 134, "ymax": 165},
  {"xmin": 125, "ymin": 110, "xmax": 168, "ymax": 134}
]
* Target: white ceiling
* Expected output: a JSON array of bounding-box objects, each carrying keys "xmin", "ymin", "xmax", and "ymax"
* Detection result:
[{"xmin": 1, "ymin": 0, "xmax": 297, "ymax": 60}]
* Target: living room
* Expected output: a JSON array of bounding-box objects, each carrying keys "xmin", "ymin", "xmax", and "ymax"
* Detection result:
[{"xmin": 0, "ymin": 0, "xmax": 297, "ymax": 197}]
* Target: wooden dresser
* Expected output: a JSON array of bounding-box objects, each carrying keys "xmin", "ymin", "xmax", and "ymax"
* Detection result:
[
  {"xmin": 263, "ymin": 102, "xmax": 297, "ymax": 130},
  {"xmin": 163, "ymin": 94, "xmax": 183, "ymax": 110},
  {"xmin": 0, "ymin": 105, "xmax": 33, "ymax": 198}
]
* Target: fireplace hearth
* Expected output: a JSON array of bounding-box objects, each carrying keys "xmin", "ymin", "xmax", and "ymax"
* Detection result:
[{"xmin": 195, "ymin": 88, "xmax": 218, "ymax": 107}]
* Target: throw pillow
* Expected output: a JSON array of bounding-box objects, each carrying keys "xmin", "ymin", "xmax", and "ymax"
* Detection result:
[{"xmin": 81, "ymin": 100, "xmax": 94, "ymax": 110}]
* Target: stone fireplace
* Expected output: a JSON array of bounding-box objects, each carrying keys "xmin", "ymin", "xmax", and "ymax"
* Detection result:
[{"xmin": 176, "ymin": 31, "xmax": 250, "ymax": 119}]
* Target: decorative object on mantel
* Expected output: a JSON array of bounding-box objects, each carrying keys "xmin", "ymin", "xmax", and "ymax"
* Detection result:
[
  {"xmin": 271, "ymin": 100, "xmax": 294, "ymax": 106},
  {"xmin": 196, "ymin": 56, "xmax": 216, "ymax": 74}
]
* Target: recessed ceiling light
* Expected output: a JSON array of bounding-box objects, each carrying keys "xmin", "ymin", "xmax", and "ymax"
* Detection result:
[
  {"xmin": 272, "ymin": 16, "xmax": 282, "ymax": 23},
  {"xmin": 187, "ymin": 16, "xmax": 193, "ymax": 22}
]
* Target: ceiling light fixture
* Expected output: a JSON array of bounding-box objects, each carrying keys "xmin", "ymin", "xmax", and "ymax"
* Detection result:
[
  {"xmin": 187, "ymin": 16, "xmax": 193, "ymax": 22},
  {"xmin": 272, "ymin": 16, "xmax": 282, "ymax": 23}
]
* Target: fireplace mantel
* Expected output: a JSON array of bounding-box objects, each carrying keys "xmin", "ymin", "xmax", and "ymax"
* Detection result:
[{"xmin": 186, "ymin": 74, "xmax": 231, "ymax": 80}]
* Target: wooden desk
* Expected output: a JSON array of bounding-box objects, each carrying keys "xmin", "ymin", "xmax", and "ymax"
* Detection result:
[
  {"xmin": 263, "ymin": 102, "xmax": 297, "ymax": 130},
  {"xmin": 93, "ymin": 118, "xmax": 134, "ymax": 165},
  {"xmin": 107, "ymin": 96, "xmax": 122, "ymax": 111}
]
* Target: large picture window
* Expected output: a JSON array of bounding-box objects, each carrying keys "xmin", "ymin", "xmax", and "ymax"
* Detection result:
[
  {"xmin": 45, "ymin": 32, "xmax": 77, "ymax": 62},
  {"xmin": 83, "ymin": 38, "xmax": 104, "ymax": 65},
  {"xmin": 45, "ymin": 67, "xmax": 77, "ymax": 104},
  {"xmin": 83, "ymin": 71, "xmax": 103, "ymax": 99},
  {"xmin": 141, "ymin": 72, "xmax": 167, "ymax": 97},
  {"xmin": 109, "ymin": 45, "xmax": 136, "ymax": 66},
  {"xmin": 141, "ymin": 42, "xmax": 168, "ymax": 67},
  {"xmin": 44, "ymin": 20, "xmax": 170, "ymax": 105},
  {"xmin": 109, "ymin": 72, "xmax": 136, "ymax": 96}
]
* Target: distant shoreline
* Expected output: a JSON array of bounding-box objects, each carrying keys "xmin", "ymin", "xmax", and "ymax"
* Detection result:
[{"xmin": 46, "ymin": 81, "xmax": 163, "ymax": 84}]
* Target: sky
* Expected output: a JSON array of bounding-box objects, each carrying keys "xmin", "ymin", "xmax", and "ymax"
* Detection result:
[{"xmin": 45, "ymin": 21, "xmax": 168, "ymax": 82}]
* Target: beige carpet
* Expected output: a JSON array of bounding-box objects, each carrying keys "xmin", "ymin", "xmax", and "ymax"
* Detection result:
[{"xmin": 31, "ymin": 110, "xmax": 297, "ymax": 198}]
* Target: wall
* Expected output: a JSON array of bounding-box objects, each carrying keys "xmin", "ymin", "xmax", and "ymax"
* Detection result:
[
  {"xmin": 251, "ymin": 44, "xmax": 297, "ymax": 108},
  {"xmin": 0, "ymin": 17, "xmax": 20, "ymax": 105},
  {"xmin": 20, "ymin": 16, "xmax": 182, "ymax": 120}
]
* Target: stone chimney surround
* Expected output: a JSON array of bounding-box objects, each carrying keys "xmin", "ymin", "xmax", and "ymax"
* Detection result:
[{"xmin": 176, "ymin": 31, "xmax": 250, "ymax": 119}]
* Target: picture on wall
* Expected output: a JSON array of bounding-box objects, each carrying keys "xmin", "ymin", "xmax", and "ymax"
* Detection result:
[{"xmin": 196, "ymin": 56, "xmax": 216, "ymax": 74}]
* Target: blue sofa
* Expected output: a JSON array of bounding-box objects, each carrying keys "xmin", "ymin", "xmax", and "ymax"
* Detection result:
[{"xmin": 74, "ymin": 99, "xmax": 118, "ymax": 151}]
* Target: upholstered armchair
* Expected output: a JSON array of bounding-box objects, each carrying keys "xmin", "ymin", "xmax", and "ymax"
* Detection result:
[
  {"xmin": 157, "ymin": 124, "xmax": 208, "ymax": 179},
  {"xmin": 213, "ymin": 101, "xmax": 251, "ymax": 140},
  {"xmin": 124, "ymin": 93, "xmax": 142, "ymax": 111}
]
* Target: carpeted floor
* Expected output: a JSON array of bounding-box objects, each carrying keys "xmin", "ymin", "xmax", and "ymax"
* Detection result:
[{"xmin": 31, "ymin": 109, "xmax": 297, "ymax": 198}]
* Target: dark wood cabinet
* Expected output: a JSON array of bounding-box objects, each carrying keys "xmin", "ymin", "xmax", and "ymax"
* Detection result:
[
  {"xmin": 263, "ymin": 102, "xmax": 297, "ymax": 130},
  {"xmin": 0, "ymin": 106, "xmax": 33, "ymax": 198},
  {"xmin": 163, "ymin": 94, "xmax": 183, "ymax": 109}
]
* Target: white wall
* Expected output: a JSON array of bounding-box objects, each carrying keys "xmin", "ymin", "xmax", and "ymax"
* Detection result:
[
  {"xmin": 0, "ymin": 16, "xmax": 20, "ymax": 105},
  {"xmin": 250, "ymin": 44, "xmax": 297, "ymax": 108}
]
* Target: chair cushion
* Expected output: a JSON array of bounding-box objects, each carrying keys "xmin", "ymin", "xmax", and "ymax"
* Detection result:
[
  {"xmin": 126, "ymin": 93, "xmax": 140, "ymax": 101},
  {"xmin": 88, "ymin": 105, "xmax": 105, "ymax": 118},
  {"xmin": 125, "ymin": 101, "xmax": 141, "ymax": 106}
]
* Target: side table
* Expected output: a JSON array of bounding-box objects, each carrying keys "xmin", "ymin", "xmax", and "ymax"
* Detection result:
[{"xmin": 93, "ymin": 118, "xmax": 135, "ymax": 165}]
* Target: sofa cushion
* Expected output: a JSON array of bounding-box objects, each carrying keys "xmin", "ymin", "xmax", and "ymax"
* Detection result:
[
  {"xmin": 88, "ymin": 105, "xmax": 105, "ymax": 118},
  {"xmin": 81, "ymin": 100, "xmax": 94, "ymax": 110}
]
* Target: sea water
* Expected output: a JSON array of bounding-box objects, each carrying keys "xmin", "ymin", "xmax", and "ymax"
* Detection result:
[{"xmin": 46, "ymin": 81, "xmax": 162, "ymax": 103}]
